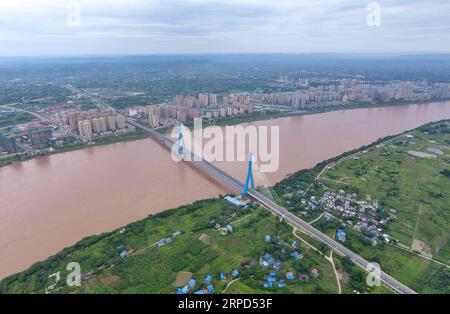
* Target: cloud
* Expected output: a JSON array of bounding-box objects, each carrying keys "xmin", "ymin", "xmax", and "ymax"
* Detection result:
[{"xmin": 0, "ymin": 0, "xmax": 449, "ymax": 55}]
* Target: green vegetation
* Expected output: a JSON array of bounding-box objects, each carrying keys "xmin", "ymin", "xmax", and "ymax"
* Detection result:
[
  {"xmin": 321, "ymin": 122, "xmax": 449, "ymax": 260},
  {"xmin": 0, "ymin": 112, "xmax": 36, "ymax": 128},
  {"xmin": 274, "ymin": 120, "xmax": 450, "ymax": 293},
  {"xmin": 1, "ymin": 197, "xmax": 383, "ymax": 294}
]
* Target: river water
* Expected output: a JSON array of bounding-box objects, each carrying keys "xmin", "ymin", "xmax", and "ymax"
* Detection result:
[{"xmin": 1, "ymin": 101, "xmax": 450, "ymax": 279}]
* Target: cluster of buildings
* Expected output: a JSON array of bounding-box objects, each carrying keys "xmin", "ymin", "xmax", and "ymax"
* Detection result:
[
  {"xmin": 0, "ymin": 133, "xmax": 19, "ymax": 154},
  {"xmin": 255, "ymin": 77, "xmax": 450, "ymax": 109},
  {"xmin": 127, "ymin": 92, "xmax": 256, "ymax": 129},
  {"xmin": 316, "ymin": 190, "xmax": 394, "ymax": 246},
  {"xmin": 176, "ymin": 270, "xmax": 240, "ymax": 295},
  {"xmin": 0, "ymin": 126, "xmax": 54, "ymax": 154},
  {"xmin": 259, "ymin": 237, "xmax": 319, "ymax": 290},
  {"xmin": 1, "ymin": 107, "xmax": 132, "ymax": 156},
  {"xmin": 155, "ymin": 230, "xmax": 182, "ymax": 248},
  {"xmin": 66, "ymin": 110, "xmax": 128, "ymax": 139},
  {"xmin": 261, "ymin": 269, "xmax": 317, "ymax": 289}
]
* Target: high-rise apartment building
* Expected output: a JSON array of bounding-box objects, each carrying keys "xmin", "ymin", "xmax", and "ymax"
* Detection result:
[
  {"xmin": 28, "ymin": 128, "xmax": 52, "ymax": 148},
  {"xmin": 149, "ymin": 113, "xmax": 160, "ymax": 128},
  {"xmin": 0, "ymin": 133, "xmax": 18, "ymax": 153},
  {"xmin": 78, "ymin": 120, "xmax": 93, "ymax": 139},
  {"xmin": 107, "ymin": 115, "xmax": 116, "ymax": 131},
  {"xmin": 209, "ymin": 93, "xmax": 218, "ymax": 107},
  {"xmin": 92, "ymin": 118, "xmax": 106, "ymax": 134},
  {"xmin": 116, "ymin": 115, "xmax": 126, "ymax": 129}
]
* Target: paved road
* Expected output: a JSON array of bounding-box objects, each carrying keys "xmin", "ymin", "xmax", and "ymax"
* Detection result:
[
  {"xmin": 128, "ymin": 118, "xmax": 417, "ymax": 294},
  {"xmin": 0, "ymin": 103, "xmax": 47, "ymax": 121},
  {"xmin": 12, "ymin": 107, "xmax": 47, "ymax": 121}
]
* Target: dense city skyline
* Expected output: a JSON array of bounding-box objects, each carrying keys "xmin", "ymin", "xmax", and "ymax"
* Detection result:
[{"xmin": 1, "ymin": 0, "xmax": 450, "ymax": 56}]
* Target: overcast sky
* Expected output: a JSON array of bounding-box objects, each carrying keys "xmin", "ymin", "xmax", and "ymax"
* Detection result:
[{"xmin": 0, "ymin": 0, "xmax": 449, "ymax": 56}]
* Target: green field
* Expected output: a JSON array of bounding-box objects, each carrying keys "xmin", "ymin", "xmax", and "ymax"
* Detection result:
[
  {"xmin": 0, "ymin": 112, "xmax": 36, "ymax": 128},
  {"xmin": 320, "ymin": 122, "xmax": 449, "ymax": 261}
]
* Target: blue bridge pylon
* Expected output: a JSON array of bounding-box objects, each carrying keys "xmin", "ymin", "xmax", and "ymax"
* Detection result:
[
  {"xmin": 177, "ymin": 121, "xmax": 184, "ymax": 155},
  {"xmin": 243, "ymin": 153, "xmax": 255, "ymax": 196}
]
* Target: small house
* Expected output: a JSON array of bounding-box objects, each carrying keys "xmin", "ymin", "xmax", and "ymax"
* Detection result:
[
  {"xmin": 224, "ymin": 196, "xmax": 243, "ymax": 207},
  {"xmin": 188, "ymin": 279, "xmax": 197, "ymax": 288},
  {"xmin": 337, "ymin": 230, "xmax": 347, "ymax": 242},
  {"xmin": 285, "ymin": 272, "xmax": 295, "ymax": 280}
]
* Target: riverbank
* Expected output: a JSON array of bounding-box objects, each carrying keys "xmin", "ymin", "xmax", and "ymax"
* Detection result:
[
  {"xmin": 0, "ymin": 195, "xmax": 390, "ymax": 294},
  {"xmin": 2, "ymin": 100, "xmax": 446, "ymax": 170},
  {"xmin": 0, "ymin": 131, "xmax": 149, "ymax": 169},
  {"xmin": 205, "ymin": 99, "xmax": 447, "ymax": 128}
]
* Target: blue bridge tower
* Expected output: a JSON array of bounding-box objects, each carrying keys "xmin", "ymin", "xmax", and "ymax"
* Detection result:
[
  {"xmin": 177, "ymin": 121, "xmax": 184, "ymax": 155},
  {"xmin": 243, "ymin": 153, "xmax": 255, "ymax": 196}
]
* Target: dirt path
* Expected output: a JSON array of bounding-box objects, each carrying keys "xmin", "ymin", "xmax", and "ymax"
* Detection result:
[
  {"xmin": 231, "ymin": 214, "xmax": 255, "ymax": 225},
  {"xmin": 325, "ymin": 251, "xmax": 341, "ymax": 294},
  {"xmin": 292, "ymin": 227, "xmax": 323, "ymax": 255},
  {"xmin": 304, "ymin": 164, "xmax": 333, "ymax": 195},
  {"xmin": 222, "ymin": 278, "xmax": 241, "ymax": 293},
  {"xmin": 293, "ymin": 226, "xmax": 341, "ymax": 294},
  {"xmin": 308, "ymin": 212, "xmax": 325, "ymax": 225},
  {"xmin": 411, "ymin": 201, "xmax": 423, "ymax": 245},
  {"xmin": 387, "ymin": 243, "xmax": 449, "ymax": 268}
]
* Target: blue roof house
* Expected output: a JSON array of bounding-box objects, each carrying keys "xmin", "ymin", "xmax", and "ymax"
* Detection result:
[
  {"xmin": 224, "ymin": 196, "xmax": 242, "ymax": 206},
  {"xmin": 176, "ymin": 285, "xmax": 189, "ymax": 294},
  {"xmin": 338, "ymin": 230, "xmax": 347, "ymax": 242},
  {"xmin": 285, "ymin": 272, "xmax": 295, "ymax": 280},
  {"xmin": 172, "ymin": 231, "xmax": 182, "ymax": 237},
  {"xmin": 156, "ymin": 239, "xmax": 165, "ymax": 247},
  {"xmin": 188, "ymin": 279, "xmax": 197, "ymax": 288}
]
